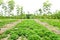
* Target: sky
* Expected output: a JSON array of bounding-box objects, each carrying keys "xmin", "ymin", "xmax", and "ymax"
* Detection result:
[{"xmin": 4, "ymin": 0, "xmax": 60, "ymax": 13}]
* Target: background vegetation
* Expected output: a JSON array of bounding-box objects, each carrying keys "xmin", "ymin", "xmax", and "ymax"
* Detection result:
[{"xmin": 0, "ymin": 0, "xmax": 60, "ymax": 19}]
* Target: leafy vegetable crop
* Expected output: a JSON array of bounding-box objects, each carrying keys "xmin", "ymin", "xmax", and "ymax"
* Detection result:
[
  {"xmin": 40, "ymin": 19, "xmax": 60, "ymax": 29},
  {"xmin": 0, "ymin": 19, "xmax": 18, "ymax": 28},
  {"xmin": 0, "ymin": 19, "xmax": 60, "ymax": 40}
]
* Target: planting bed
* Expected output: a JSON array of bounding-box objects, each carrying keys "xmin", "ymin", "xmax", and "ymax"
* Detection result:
[
  {"xmin": 40, "ymin": 19, "xmax": 60, "ymax": 29},
  {"xmin": 0, "ymin": 19, "xmax": 60, "ymax": 40},
  {"xmin": 0, "ymin": 19, "xmax": 18, "ymax": 28}
]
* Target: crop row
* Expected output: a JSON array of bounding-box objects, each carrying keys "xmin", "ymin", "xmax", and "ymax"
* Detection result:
[
  {"xmin": 0, "ymin": 19, "xmax": 18, "ymax": 28},
  {"xmin": 39, "ymin": 19, "xmax": 60, "ymax": 29},
  {"xmin": 0, "ymin": 19, "xmax": 60, "ymax": 40}
]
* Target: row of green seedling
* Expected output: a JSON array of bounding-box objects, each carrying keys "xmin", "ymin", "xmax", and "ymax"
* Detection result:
[
  {"xmin": 0, "ymin": 19, "xmax": 60, "ymax": 40},
  {"xmin": 0, "ymin": 19, "xmax": 18, "ymax": 28},
  {"xmin": 39, "ymin": 19, "xmax": 60, "ymax": 29}
]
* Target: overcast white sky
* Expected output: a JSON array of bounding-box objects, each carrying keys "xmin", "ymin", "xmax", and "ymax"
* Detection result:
[{"xmin": 4, "ymin": 0, "xmax": 60, "ymax": 13}]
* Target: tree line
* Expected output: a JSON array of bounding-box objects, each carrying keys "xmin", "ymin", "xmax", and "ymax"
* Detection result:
[{"xmin": 0, "ymin": 0, "xmax": 60, "ymax": 19}]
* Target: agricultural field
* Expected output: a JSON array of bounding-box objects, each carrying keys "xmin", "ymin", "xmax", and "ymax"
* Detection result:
[
  {"xmin": 0, "ymin": 19, "xmax": 18, "ymax": 28},
  {"xmin": 0, "ymin": 0, "xmax": 60, "ymax": 40},
  {"xmin": 39, "ymin": 19, "xmax": 60, "ymax": 29},
  {"xmin": 0, "ymin": 19, "xmax": 60, "ymax": 40}
]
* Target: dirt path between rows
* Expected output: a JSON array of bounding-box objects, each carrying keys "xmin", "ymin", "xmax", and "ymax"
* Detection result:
[
  {"xmin": 34, "ymin": 19, "xmax": 60, "ymax": 34},
  {"xmin": 17, "ymin": 37, "xmax": 27, "ymax": 40},
  {"xmin": 0, "ymin": 19, "xmax": 23, "ymax": 34},
  {"xmin": 1, "ymin": 34, "xmax": 10, "ymax": 40}
]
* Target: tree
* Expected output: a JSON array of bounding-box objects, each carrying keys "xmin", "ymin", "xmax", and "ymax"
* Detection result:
[
  {"xmin": 39, "ymin": 8, "xmax": 42, "ymax": 15},
  {"xmin": 43, "ymin": 0, "xmax": 51, "ymax": 14},
  {"xmin": 8, "ymin": 0, "xmax": 15, "ymax": 16},
  {"xmin": 20, "ymin": 6, "xmax": 23, "ymax": 15},
  {"xmin": 20, "ymin": 6, "xmax": 24, "ymax": 19},
  {"xmin": 53, "ymin": 10, "xmax": 60, "ymax": 19},
  {"xmin": 2, "ymin": 3, "xmax": 7, "ymax": 16},
  {"xmin": 0, "ymin": 0, "xmax": 3, "ymax": 5},
  {"xmin": 0, "ymin": 0, "xmax": 3, "ymax": 16},
  {"xmin": 16, "ymin": 5, "xmax": 21, "ymax": 15}
]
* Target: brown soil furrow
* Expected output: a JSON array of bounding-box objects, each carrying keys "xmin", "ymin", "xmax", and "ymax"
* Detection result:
[
  {"xmin": 1, "ymin": 34, "xmax": 10, "ymax": 40},
  {"xmin": 34, "ymin": 19, "xmax": 60, "ymax": 34},
  {"xmin": 0, "ymin": 19, "xmax": 23, "ymax": 34},
  {"xmin": 17, "ymin": 37, "xmax": 28, "ymax": 40}
]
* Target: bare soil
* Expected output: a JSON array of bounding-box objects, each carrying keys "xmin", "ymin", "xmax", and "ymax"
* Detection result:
[
  {"xmin": 1, "ymin": 34, "xmax": 10, "ymax": 40},
  {"xmin": 17, "ymin": 36, "xmax": 28, "ymax": 40}
]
